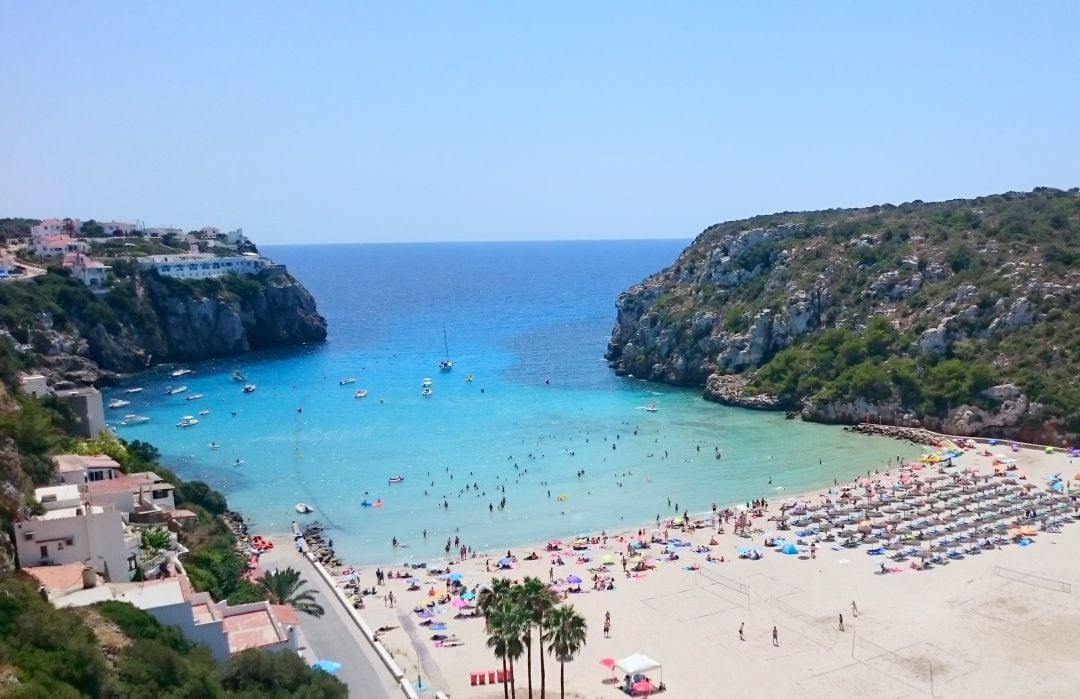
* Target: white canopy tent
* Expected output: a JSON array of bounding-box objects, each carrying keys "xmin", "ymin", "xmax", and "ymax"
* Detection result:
[{"xmin": 615, "ymin": 653, "xmax": 662, "ymax": 677}]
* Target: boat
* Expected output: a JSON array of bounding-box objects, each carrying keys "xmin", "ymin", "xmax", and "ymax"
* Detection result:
[
  {"xmin": 296, "ymin": 503, "xmax": 313, "ymax": 514},
  {"xmin": 231, "ymin": 370, "xmax": 246, "ymax": 381},
  {"xmin": 171, "ymin": 368, "xmax": 193, "ymax": 377},
  {"xmin": 185, "ymin": 393, "xmax": 204, "ymax": 401},
  {"xmin": 645, "ymin": 402, "xmax": 659, "ymax": 412},
  {"xmin": 120, "ymin": 414, "xmax": 149, "ymax": 426},
  {"xmin": 108, "ymin": 398, "xmax": 131, "ymax": 409},
  {"xmin": 339, "ymin": 378, "xmax": 356, "ymax": 386},
  {"xmin": 166, "ymin": 386, "xmax": 188, "ymax": 395},
  {"xmin": 465, "ymin": 373, "xmax": 473, "ymax": 382},
  {"xmin": 421, "ymin": 388, "xmax": 432, "ymax": 397},
  {"xmin": 354, "ymin": 389, "xmax": 368, "ymax": 398},
  {"xmin": 388, "ymin": 475, "xmax": 405, "ymax": 484},
  {"xmin": 242, "ymin": 384, "xmax": 256, "ymax": 393},
  {"xmin": 177, "ymin": 416, "xmax": 199, "ymax": 428},
  {"xmin": 438, "ymin": 325, "xmax": 453, "ymax": 371},
  {"xmin": 421, "ymin": 377, "xmax": 432, "ymax": 387},
  {"xmin": 124, "ymin": 387, "xmax": 143, "ymax": 394},
  {"xmin": 198, "ymin": 409, "xmax": 211, "ymax": 416},
  {"xmin": 209, "ymin": 442, "xmax": 220, "ymax": 449}
]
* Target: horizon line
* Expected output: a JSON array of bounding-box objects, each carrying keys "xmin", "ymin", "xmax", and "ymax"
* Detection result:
[{"xmin": 261, "ymin": 236, "xmax": 694, "ymax": 247}]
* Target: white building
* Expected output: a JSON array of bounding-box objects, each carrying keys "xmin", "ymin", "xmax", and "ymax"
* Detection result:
[
  {"xmin": 144, "ymin": 226, "xmax": 183, "ymax": 239},
  {"xmin": 54, "ymin": 454, "xmax": 124, "ymax": 485},
  {"xmin": 48, "ymin": 574, "xmax": 299, "ymax": 663},
  {"xmin": 31, "ymin": 218, "xmax": 81, "ymax": 240},
  {"xmin": 137, "ymin": 252, "xmax": 267, "ymax": 279},
  {"xmin": 85, "ymin": 472, "xmax": 176, "ymax": 516},
  {"xmin": 18, "ymin": 373, "xmax": 50, "ymax": 398},
  {"xmin": 98, "ymin": 220, "xmax": 140, "ymax": 236},
  {"xmin": 32, "ymin": 234, "xmax": 89, "ymax": 258},
  {"xmin": 63, "ymin": 253, "xmax": 110, "ymax": 288},
  {"xmin": 15, "ymin": 485, "xmax": 140, "ymax": 581}
]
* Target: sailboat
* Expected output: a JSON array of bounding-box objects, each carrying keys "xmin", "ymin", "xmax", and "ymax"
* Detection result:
[{"xmin": 438, "ymin": 325, "xmax": 453, "ymax": 371}]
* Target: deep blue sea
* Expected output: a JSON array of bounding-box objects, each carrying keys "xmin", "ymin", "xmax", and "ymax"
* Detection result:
[{"xmin": 104, "ymin": 241, "xmax": 916, "ymax": 564}]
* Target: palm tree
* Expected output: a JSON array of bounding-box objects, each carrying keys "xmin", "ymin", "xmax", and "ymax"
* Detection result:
[
  {"xmin": 485, "ymin": 597, "xmax": 526, "ymax": 699},
  {"xmin": 516, "ymin": 576, "xmax": 558, "ymax": 698},
  {"xmin": 255, "ymin": 567, "xmax": 324, "ymax": 617},
  {"xmin": 543, "ymin": 605, "xmax": 587, "ymax": 699},
  {"xmin": 477, "ymin": 577, "xmax": 513, "ymax": 618}
]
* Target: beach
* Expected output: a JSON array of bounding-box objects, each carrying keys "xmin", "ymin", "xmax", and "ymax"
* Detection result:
[{"xmin": 282, "ymin": 440, "xmax": 1080, "ymax": 698}]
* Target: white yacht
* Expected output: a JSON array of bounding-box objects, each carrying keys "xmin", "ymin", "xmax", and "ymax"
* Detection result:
[
  {"xmin": 177, "ymin": 416, "xmax": 199, "ymax": 428},
  {"xmin": 108, "ymin": 398, "xmax": 131, "ymax": 409},
  {"xmin": 120, "ymin": 414, "xmax": 150, "ymax": 426},
  {"xmin": 171, "ymin": 368, "xmax": 194, "ymax": 377},
  {"xmin": 185, "ymin": 393, "xmax": 204, "ymax": 401},
  {"xmin": 166, "ymin": 386, "xmax": 188, "ymax": 395}
]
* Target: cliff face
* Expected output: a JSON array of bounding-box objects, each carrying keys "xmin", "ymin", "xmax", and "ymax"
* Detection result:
[
  {"xmin": 607, "ymin": 188, "xmax": 1080, "ymax": 443},
  {"xmin": 4, "ymin": 267, "xmax": 326, "ymax": 385}
]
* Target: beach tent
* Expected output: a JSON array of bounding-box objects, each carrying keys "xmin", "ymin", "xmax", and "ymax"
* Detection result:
[
  {"xmin": 780, "ymin": 542, "xmax": 799, "ymax": 555},
  {"xmin": 615, "ymin": 653, "xmax": 662, "ymax": 679}
]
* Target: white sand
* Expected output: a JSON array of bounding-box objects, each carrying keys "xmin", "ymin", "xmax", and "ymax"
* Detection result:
[{"xmin": 305, "ymin": 443, "xmax": 1080, "ymax": 698}]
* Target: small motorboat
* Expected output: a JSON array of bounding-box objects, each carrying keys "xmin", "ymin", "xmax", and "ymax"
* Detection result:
[
  {"xmin": 465, "ymin": 373, "xmax": 473, "ymax": 382},
  {"xmin": 166, "ymin": 386, "xmax": 188, "ymax": 395},
  {"xmin": 421, "ymin": 388, "xmax": 433, "ymax": 397},
  {"xmin": 171, "ymin": 368, "xmax": 194, "ymax": 377},
  {"xmin": 354, "ymin": 389, "xmax": 368, "ymax": 398},
  {"xmin": 645, "ymin": 402, "xmax": 659, "ymax": 412},
  {"xmin": 242, "ymin": 384, "xmax": 256, "ymax": 393},
  {"xmin": 232, "ymin": 370, "xmax": 246, "ymax": 381},
  {"xmin": 421, "ymin": 377, "xmax": 433, "ymax": 387},
  {"xmin": 209, "ymin": 442, "xmax": 220, "ymax": 449},
  {"xmin": 388, "ymin": 475, "xmax": 405, "ymax": 484},
  {"xmin": 120, "ymin": 414, "xmax": 149, "ymax": 426},
  {"xmin": 185, "ymin": 393, "xmax": 204, "ymax": 401},
  {"xmin": 108, "ymin": 398, "xmax": 131, "ymax": 409},
  {"xmin": 124, "ymin": 387, "xmax": 143, "ymax": 394},
  {"xmin": 296, "ymin": 503, "xmax": 313, "ymax": 514},
  {"xmin": 439, "ymin": 359, "xmax": 453, "ymax": 371},
  {"xmin": 177, "ymin": 416, "xmax": 199, "ymax": 428},
  {"xmin": 339, "ymin": 378, "xmax": 356, "ymax": 386},
  {"xmin": 198, "ymin": 409, "xmax": 211, "ymax": 416}
]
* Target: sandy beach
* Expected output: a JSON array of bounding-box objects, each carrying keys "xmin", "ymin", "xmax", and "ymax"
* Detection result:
[{"xmin": 284, "ymin": 440, "xmax": 1080, "ymax": 698}]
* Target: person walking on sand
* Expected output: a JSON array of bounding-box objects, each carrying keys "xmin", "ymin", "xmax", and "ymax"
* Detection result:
[
  {"xmin": 772, "ymin": 626, "xmax": 779, "ymax": 646},
  {"xmin": 604, "ymin": 615, "xmax": 611, "ymax": 638},
  {"xmin": 851, "ymin": 600, "xmax": 859, "ymax": 617},
  {"xmin": 739, "ymin": 622, "xmax": 745, "ymax": 641},
  {"xmin": 838, "ymin": 613, "xmax": 844, "ymax": 631}
]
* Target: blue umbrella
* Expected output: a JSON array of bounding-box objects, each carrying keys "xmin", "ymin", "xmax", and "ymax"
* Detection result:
[
  {"xmin": 566, "ymin": 575, "xmax": 583, "ymax": 584},
  {"xmin": 312, "ymin": 659, "xmax": 342, "ymax": 674},
  {"xmin": 448, "ymin": 572, "xmax": 464, "ymax": 581},
  {"xmin": 498, "ymin": 557, "xmax": 513, "ymax": 567},
  {"xmin": 461, "ymin": 590, "xmax": 476, "ymax": 600}
]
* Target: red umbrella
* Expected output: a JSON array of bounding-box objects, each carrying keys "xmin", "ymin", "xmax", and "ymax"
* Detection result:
[
  {"xmin": 599, "ymin": 658, "xmax": 615, "ymax": 668},
  {"xmin": 633, "ymin": 680, "xmax": 654, "ymax": 695}
]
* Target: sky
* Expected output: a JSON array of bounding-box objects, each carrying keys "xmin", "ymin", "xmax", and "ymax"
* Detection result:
[{"xmin": 1, "ymin": 2, "xmax": 1077, "ymax": 244}]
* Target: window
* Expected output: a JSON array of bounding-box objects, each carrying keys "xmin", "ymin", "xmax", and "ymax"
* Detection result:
[
  {"xmin": 152, "ymin": 489, "xmax": 170, "ymax": 500},
  {"xmin": 89, "ymin": 470, "xmax": 105, "ymax": 482},
  {"xmin": 39, "ymin": 545, "xmax": 48, "ymax": 558},
  {"xmin": 128, "ymin": 556, "xmax": 136, "ymax": 571}
]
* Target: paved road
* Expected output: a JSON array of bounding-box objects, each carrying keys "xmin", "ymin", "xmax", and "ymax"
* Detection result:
[{"xmin": 260, "ymin": 545, "xmax": 400, "ymax": 698}]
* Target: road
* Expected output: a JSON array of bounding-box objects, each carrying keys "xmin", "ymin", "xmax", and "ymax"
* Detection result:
[{"xmin": 260, "ymin": 544, "xmax": 400, "ymax": 698}]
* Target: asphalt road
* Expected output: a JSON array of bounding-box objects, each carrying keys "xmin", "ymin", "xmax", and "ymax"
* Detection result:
[{"xmin": 260, "ymin": 544, "xmax": 400, "ymax": 698}]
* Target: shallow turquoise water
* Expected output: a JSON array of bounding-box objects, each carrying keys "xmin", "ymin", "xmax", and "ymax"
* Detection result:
[{"xmin": 105, "ymin": 241, "xmax": 916, "ymax": 563}]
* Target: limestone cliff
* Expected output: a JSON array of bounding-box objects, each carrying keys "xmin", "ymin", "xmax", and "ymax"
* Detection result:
[
  {"xmin": 607, "ymin": 188, "xmax": 1080, "ymax": 443},
  {"xmin": 0, "ymin": 265, "xmax": 326, "ymax": 385}
]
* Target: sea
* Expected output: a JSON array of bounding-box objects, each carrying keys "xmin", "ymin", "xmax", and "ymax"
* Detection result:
[{"xmin": 103, "ymin": 241, "xmax": 918, "ymax": 564}]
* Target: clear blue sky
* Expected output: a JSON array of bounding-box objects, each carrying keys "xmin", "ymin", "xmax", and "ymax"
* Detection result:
[{"xmin": 1, "ymin": 2, "xmax": 1077, "ymax": 244}]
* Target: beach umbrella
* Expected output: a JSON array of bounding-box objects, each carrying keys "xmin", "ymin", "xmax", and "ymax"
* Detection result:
[
  {"xmin": 450, "ymin": 596, "xmax": 468, "ymax": 609},
  {"xmin": 600, "ymin": 657, "xmax": 616, "ymax": 670},
  {"xmin": 632, "ymin": 680, "xmax": 655, "ymax": 695},
  {"xmin": 603, "ymin": 554, "xmax": 616, "ymax": 564},
  {"xmin": 312, "ymin": 659, "xmax": 342, "ymax": 674},
  {"xmin": 448, "ymin": 572, "xmax": 463, "ymax": 582},
  {"xmin": 566, "ymin": 575, "xmax": 583, "ymax": 585},
  {"xmin": 461, "ymin": 590, "xmax": 476, "ymax": 600}
]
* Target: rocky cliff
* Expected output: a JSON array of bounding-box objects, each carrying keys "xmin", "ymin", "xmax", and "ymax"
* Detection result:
[
  {"xmin": 607, "ymin": 188, "xmax": 1080, "ymax": 443},
  {"xmin": 0, "ymin": 265, "xmax": 326, "ymax": 385}
]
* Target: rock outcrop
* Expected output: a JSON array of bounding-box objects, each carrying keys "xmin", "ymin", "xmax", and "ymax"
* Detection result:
[
  {"xmin": 7, "ymin": 267, "xmax": 326, "ymax": 385},
  {"xmin": 606, "ymin": 188, "xmax": 1080, "ymax": 443}
]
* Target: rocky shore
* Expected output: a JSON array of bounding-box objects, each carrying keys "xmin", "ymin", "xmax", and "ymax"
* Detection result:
[
  {"xmin": 296, "ymin": 521, "xmax": 343, "ymax": 568},
  {"xmin": 702, "ymin": 373, "xmax": 785, "ymax": 410},
  {"xmin": 845, "ymin": 423, "xmax": 954, "ymax": 447}
]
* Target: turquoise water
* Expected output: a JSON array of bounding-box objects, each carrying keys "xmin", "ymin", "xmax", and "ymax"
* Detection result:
[{"xmin": 104, "ymin": 241, "xmax": 916, "ymax": 564}]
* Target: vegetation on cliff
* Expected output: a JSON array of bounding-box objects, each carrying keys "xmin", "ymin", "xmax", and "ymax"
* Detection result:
[{"xmin": 607, "ymin": 188, "xmax": 1080, "ymax": 441}]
